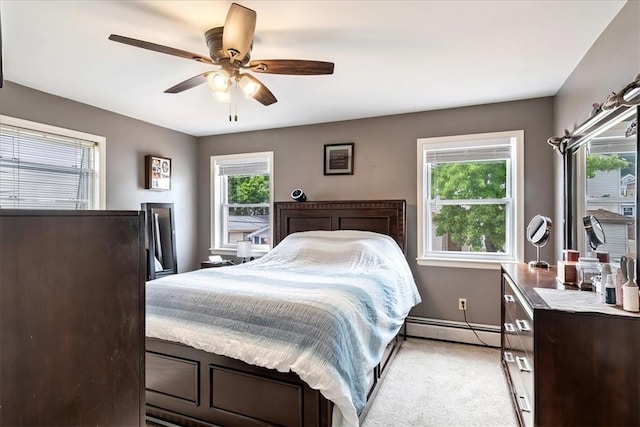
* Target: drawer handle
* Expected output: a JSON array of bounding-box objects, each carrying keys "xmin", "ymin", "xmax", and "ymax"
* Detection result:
[
  {"xmin": 518, "ymin": 394, "xmax": 532, "ymax": 412},
  {"xmin": 504, "ymin": 294, "xmax": 515, "ymax": 303},
  {"xmin": 504, "ymin": 351, "xmax": 515, "ymax": 363},
  {"xmin": 504, "ymin": 322, "xmax": 515, "ymax": 333},
  {"xmin": 516, "ymin": 319, "xmax": 531, "ymax": 332},
  {"xmin": 516, "ymin": 356, "xmax": 531, "ymax": 372}
]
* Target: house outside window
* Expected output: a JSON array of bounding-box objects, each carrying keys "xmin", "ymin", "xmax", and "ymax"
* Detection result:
[
  {"xmin": 210, "ymin": 152, "xmax": 273, "ymax": 254},
  {"xmin": 0, "ymin": 115, "xmax": 105, "ymax": 210},
  {"xmin": 417, "ymin": 130, "xmax": 524, "ymax": 268}
]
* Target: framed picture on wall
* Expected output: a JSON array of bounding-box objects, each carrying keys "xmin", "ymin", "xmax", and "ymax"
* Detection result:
[
  {"xmin": 324, "ymin": 143, "xmax": 354, "ymax": 175},
  {"xmin": 145, "ymin": 155, "xmax": 171, "ymax": 190}
]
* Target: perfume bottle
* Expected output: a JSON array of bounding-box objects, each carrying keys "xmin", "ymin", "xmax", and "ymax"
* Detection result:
[
  {"xmin": 605, "ymin": 275, "xmax": 617, "ymax": 305},
  {"xmin": 623, "ymin": 258, "xmax": 639, "ymax": 312}
]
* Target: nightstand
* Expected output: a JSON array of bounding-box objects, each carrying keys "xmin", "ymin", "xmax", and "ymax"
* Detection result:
[{"xmin": 200, "ymin": 260, "xmax": 234, "ymax": 269}]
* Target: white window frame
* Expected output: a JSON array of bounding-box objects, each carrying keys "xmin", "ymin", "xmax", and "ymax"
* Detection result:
[
  {"xmin": 0, "ymin": 115, "xmax": 106, "ymax": 209},
  {"xmin": 622, "ymin": 205, "xmax": 635, "ymax": 217},
  {"xmin": 210, "ymin": 151, "xmax": 274, "ymax": 256},
  {"xmin": 417, "ymin": 130, "xmax": 524, "ymax": 269}
]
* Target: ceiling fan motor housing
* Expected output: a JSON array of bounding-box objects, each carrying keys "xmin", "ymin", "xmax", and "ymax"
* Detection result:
[{"xmin": 205, "ymin": 27, "xmax": 252, "ymax": 66}]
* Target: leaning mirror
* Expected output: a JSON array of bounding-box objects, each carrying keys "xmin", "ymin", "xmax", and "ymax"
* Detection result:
[
  {"xmin": 526, "ymin": 215, "xmax": 552, "ymax": 268},
  {"xmin": 142, "ymin": 202, "xmax": 178, "ymax": 280}
]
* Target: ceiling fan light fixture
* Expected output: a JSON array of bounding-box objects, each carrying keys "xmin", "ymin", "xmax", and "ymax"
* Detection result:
[
  {"xmin": 239, "ymin": 74, "xmax": 261, "ymax": 98},
  {"xmin": 213, "ymin": 88, "xmax": 231, "ymax": 103},
  {"xmin": 207, "ymin": 69, "xmax": 230, "ymax": 92}
]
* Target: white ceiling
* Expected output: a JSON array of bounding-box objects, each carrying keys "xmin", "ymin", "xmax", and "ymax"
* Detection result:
[{"xmin": 1, "ymin": 1, "xmax": 627, "ymax": 137}]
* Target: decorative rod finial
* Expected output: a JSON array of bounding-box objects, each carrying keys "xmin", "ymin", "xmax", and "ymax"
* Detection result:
[{"xmin": 547, "ymin": 136, "xmax": 571, "ymax": 156}]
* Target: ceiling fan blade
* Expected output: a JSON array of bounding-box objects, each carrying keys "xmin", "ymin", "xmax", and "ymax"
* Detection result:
[
  {"xmin": 108, "ymin": 34, "xmax": 214, "ymax": 65},
  {"xmin": 244, "ymin": 74, "xmax": 277, "ymax": 106},
  {"xmin": 222, "ymin": 3, "xmax": 256, "ymax": 61},
  {"xmin": 248, "ymin": 60, "xmax": 334, "ymax": 75},
  {"xmin": 164, "ymin": 73, "xmax": 209, "ymax": 94}
]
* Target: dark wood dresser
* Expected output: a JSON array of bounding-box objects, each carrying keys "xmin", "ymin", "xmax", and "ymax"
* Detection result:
[
  {"xmin": 501, "ymin": 263, "xmax": 640, "ymax": 427},
  {"xmin": 0, "ymin": 210, "xmax": 145, "ymax": 426}
]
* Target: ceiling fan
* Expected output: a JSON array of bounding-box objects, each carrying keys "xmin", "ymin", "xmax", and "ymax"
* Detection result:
[{"xmin": 109, "ymin": 2, "xmax": 334, "ymax": 108}]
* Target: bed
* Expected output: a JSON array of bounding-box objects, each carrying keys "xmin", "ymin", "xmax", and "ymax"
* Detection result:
[{"xmin": 145, "ymin": 200, "xmax": 419, "ymax": 427}]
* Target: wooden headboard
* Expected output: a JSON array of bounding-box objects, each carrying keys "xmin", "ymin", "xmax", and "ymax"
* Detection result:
[{"xmin": 274, "ymin": 200, "xmax": 407, "ymax": 253}]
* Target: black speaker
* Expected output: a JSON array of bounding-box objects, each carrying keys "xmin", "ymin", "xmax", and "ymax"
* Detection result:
[{"xmin": 291, "ymin": 189, "xmax": 307, "ymax": 202}]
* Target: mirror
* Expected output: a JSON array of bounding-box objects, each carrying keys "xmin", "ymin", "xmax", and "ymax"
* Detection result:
[
  {"xmin": 142, "ymin": 202, "xmax": 177, "ymax": 280},
  {"xmin": 553, "ymin": 76, "xmax": 638, "ymax": 278},
  {"xmin": 569, "ymin": 107, "xmax": 637, "ymax": 262},
  {"xmin": 526, "ymin": 215, "xmax": 552, "ymax": 268},
  {"xmin": 583, "ymin": 215, "xmax": 606, "ymax": 251}
]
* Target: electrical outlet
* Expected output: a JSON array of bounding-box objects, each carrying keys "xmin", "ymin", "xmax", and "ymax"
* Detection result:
[{"xmin": 458, "ymin": 298, "xmax": 467, "ymax": 311}]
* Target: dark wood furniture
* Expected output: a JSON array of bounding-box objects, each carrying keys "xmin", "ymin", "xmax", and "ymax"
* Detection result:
[
  {"xmin": 0, "ymin": 210, "xmax": 145, "ymax": 426},
  {"xmin": 274, "ymin": 200, "xmax": 406, "ymax": 252},
  {"xmin": 501, "ymin": 263, "xmax": 640, "ymax": 427},
  {"xmin": 142, "ymin": 202, "xmax": 178, "ymax": 280},
  {"xmin": 200, "ymin": 260, "xmax": 234, "ymax": 269},
  {"xmin": 146, "ymin": 200, "xmax": 407, "ymax": 427}
]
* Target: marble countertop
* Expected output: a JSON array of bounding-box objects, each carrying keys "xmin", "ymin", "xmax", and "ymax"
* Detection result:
[{"xmin": 534, "ymin": 287, "xmax": 640, "ymax": 318}]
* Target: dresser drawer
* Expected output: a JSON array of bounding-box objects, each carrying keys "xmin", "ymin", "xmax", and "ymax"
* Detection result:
[
  {"xmin": 503, "ymin": 272, "xmax": 535, "ymax": 427},
  {"xmin": 503, "ymin": 347, "xmax": 534, "ymax": 427},
  {"xmin": 504, "ymin": 276, "xmax": 534, "ymax": 356}
]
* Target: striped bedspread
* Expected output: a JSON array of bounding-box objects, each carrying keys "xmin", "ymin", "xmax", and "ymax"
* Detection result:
[{"xmin": 146, "ymin": 230, "xmax": 421, "ymax": 427}]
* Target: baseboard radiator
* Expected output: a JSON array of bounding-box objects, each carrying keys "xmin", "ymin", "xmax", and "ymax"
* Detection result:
[{"xmin": 406, "ymin": 316, "xmax": 501, "ymax": 347}]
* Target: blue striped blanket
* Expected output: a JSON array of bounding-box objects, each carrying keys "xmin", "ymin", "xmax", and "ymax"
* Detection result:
[{"xmin": 146, "ymin": 230, "xmax": 421, "ymax": 426}]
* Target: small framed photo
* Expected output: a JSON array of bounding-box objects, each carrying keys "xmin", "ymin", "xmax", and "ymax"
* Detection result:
[
  {"xmin": 324, "ymin": 143, "xmax": 354, "ymax": 175},
  {"xmin": 145, "ymin": 155, "xmax": 171, "ymax": 191}
]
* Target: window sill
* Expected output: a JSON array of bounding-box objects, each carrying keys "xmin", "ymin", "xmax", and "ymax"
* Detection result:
[
  {"xmin": 209, "ymin": 247, "xmax": 270, "ymax": 257},
  {"xmin": 416, "ymin": 258, "xmax": 519, "ymax": 270}
]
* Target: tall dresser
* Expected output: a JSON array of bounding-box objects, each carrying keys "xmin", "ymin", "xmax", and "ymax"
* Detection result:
[
  {"xmin": 0, "ymin": 210, "xmax": 145, "ymax": 426},
  {"xmin": 501, "ymin": 263, "xmax": 640, "ymax": 427}
]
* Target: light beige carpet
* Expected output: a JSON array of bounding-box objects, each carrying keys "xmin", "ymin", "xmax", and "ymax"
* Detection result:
[
  {"xmin": 362, "ymin": 338, "xmax": 518, "ymax": 427},
  {"xmin": 147, "ymin": 338, "xmax": 518, "ymax": 427}
]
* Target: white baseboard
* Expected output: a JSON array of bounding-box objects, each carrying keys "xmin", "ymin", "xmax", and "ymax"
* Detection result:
[{"xmin": 406, "ymin": 316, "xmax": 501, "ymax": 348}]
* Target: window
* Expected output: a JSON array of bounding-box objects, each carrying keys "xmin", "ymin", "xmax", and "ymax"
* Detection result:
[
  {"xmin": 0, "ymin": 115, "xmax": 105, "ymax": 209},
  {"xmin": 417, "ymin": 130, "xmax": 524, "ymax": 268},
  {"xmin": 622, "ymin": 205, "xmax": 635, "ymax": 217},
  {"xmin": 210, "ymin": 152, "xmax": 273, "ymax": 254}
]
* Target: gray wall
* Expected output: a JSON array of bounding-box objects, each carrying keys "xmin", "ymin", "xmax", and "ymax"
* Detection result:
[
  {"xmin": 553, "ymin": 0, "xmax": 640, "ymax": 259},
  {"xmin": 198, "ymin": 97, "xmax": 555, "ymax": 325},
  {"xmin": 0, "ymin": 81, "xmax": 199, "ymax": 272},
  {"xmin": 9, "ymin": 0, "xmax": 634, "ymax": 325}
]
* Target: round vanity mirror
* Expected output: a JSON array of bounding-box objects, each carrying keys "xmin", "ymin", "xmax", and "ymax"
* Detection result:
[
  {"xmin": 526, "ymin": 215, "xmax": 552, "ymax": 268},
  {"xmin": 583, "ymin": 215, "xmax": 606, "ymax": 250}
]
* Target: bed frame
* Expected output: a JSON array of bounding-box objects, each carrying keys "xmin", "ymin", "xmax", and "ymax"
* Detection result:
[{"xmin": 146, "ymin": 200, "xmax": 407, "ymax": 427}]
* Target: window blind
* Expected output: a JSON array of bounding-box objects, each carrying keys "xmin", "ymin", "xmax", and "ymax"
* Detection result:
[
  {"xmin": 425, "ymin": 143, "xmax": 512, "ymax": 163},
  {"xmin": 0, "ymin": 124, "xmax": 97, "ymax": 209},
  {"xmin": 588, "ymin": 137, "xmax": 636, "ymax": 155},
  {"xmin": 217, "ymin": 159, "xmax": 269, "ymax": 177}
]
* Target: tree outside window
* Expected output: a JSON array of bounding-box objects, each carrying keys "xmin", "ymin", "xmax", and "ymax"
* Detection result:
[{"xmin": 431, "ymin": 161, "xmax": 507, "ymax": 253}]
